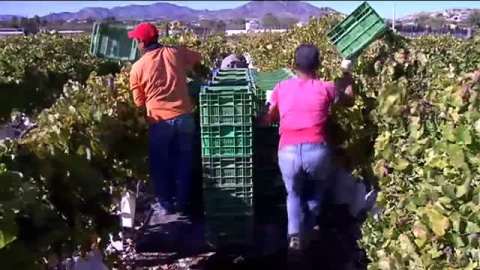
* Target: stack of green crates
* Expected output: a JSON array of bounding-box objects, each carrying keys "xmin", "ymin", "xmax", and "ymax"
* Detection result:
[
  {"xmin": 200, "ymin": 68, "xmax": 256, "ymax": 245},
  {"xmin": 200, "ymin": 68, "xmax": 295, "ymax": 243}
]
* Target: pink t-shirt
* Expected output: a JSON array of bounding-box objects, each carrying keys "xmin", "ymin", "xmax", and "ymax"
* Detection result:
[{"xmin": 268, "ymin": 78, "xmax": 339, "ymax": 148}]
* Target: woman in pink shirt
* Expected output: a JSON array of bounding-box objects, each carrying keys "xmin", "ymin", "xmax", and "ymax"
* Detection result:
[{"xmin": 263, "ymin": 44, "xmax": 355, "ymax": 259}]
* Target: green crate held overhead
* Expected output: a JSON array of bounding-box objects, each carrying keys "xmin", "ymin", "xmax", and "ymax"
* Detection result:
[
  {"xmin": 90, "ymin": 23, "xmax": 140, "ymax": 61},
  {"xmin": 327, "ymin": 2, "xmax": 388, "ymax": 59}
]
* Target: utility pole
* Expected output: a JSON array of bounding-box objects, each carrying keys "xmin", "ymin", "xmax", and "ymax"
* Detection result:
[{"xmin": 392, "ymin": 2, "xmax": 396, "ymax": 33}]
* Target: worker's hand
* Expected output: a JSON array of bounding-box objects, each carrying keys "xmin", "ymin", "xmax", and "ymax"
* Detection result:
[{"xmin": 340, "ymin": 59, "xmax": 354, "ymax": 73}]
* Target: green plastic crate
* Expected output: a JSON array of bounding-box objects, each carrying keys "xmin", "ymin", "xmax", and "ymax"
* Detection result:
[
  {"xmin": 253, "ymin": 149, "xmax": 278, "ymax": 171},
  {"xmin": 202, "ymin": 156, "xmax": 253, "ymax": 187},
  {"xmin": 327, "ymin": 2, "xmax": 388, "ymax": 59},
  {"xmin": 216, "ymin": 68, "xmax": 249, "ymax": 74},
  {"xmin": 251, "ymin": 68, "xmax": 295, "ymax": 97},
  {"xmin": 90, "ymin": 23, "xmax": 140, "ymax": 61},
  {"xmin": 254, "ymin": 168, "xmax": 284, "ymax": 190},
  {"xmin": 254, "ymin": 126, "xmax": 279, "ymax": 147},
  {"xmin": 251, "ymin": 69, "xmax": 294, "ymax": 80},
  {"xmin": 214, "ymin": 73, "xmax": 249, "ymax": 79},
  {"xmin": 201, "ymin": 85, "xmax": 252, "ymax": 93},
  {"xmin": 200, "ymin": 92, "xmax": 255, "ymax": 125},
  {"xmin": 210, "ymin": 78, "xmax": 250, "ymax": 87},
  {"xmin": 205, "ymin": 214, "xmax": 254, "ymax": 245},
  {"xmin": 201, "ymin": 125, "xmax": 253, "ymax": 156},
  {"xmin": 212, "ymin": 70, "xmax": 250, "ymax": 82},
  {"xmin": 204, "ymin": 188, "xmax": 253, "ymax": 212},
  {"xmin": 203, "ymin": 186, "xmax": 254, "ymax": 215},
  {"xmin": 251, "ymin": 68, "xmax": 291, "ymax": 76}
]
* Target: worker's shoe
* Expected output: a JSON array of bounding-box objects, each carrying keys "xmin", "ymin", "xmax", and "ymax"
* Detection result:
[
  {"xmin": 151, "ymin": 202, "xmax": 175, "ymax": 216},
  {"xmin": 301, "ymin": 229, "xmax": 319, "ymax": 251},
  {"xmin": 287, "ymin": 234, "xmax": 302, "ymax": 262},
  {"xmin": 175, "ymin": 208, "xmax": 194, "ymax": 223}
]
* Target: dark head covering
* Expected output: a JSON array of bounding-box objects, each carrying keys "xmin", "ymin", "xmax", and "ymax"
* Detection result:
[{"xmin": 295, "ymin": 44, "xmax": 321, "ymax": 73}]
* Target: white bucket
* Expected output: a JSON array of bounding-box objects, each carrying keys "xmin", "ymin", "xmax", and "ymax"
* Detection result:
[
  {"xmin": 120, "ymin": 190, "xmax": 136, "ymax": 228},
  {"xmin": 0, "ymin": 126, "xmax": 15, "ymax": 141},
  {"xmin": 266, "ymin": 90, "xmax": 273, "ymax": 104}
]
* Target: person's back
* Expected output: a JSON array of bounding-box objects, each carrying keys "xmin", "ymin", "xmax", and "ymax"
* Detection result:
[
  {"xmin": 130, "ymin": 46, "xmax": 202, "ymax": 122},
  {"xmin": 270, "ymin": 77, "xmax": 338, "ymax": 148}
]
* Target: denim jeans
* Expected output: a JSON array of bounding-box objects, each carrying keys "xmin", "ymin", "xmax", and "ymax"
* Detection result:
[
  {"xmin": 149, "ymin": 113, "xmax": 195, "ymax": 212},
  {"xmin": 278, "ymin": 143, "xmax": 333, "ymax": 240}
]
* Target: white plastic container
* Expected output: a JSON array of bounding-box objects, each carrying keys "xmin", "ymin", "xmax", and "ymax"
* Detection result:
[
  {"xmin": 120, "ymin": 190, "xmax": 136, "ymax": 228},
  {"xmin": 266, "ymin": 90, "xmax": 273, "ymax": 104},
  {"xmin": 0, "ymin": 126, "xmax": 15, "ymax": 141}
]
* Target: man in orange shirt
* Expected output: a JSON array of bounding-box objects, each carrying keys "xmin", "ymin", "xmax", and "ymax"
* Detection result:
[{"xmin": 128, "ymin": 23, "xmax": 203, "ymax": 217}]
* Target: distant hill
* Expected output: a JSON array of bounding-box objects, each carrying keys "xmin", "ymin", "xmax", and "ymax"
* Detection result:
[
  {"xmin": 207, "ymin": 2, "xmax": 337, "ymax": 21},
  {"xmin": 0, "ymin": 15, "xmax": 25, "ymax": 21},
  {"xmin": 42, "ymin": 12, "xmax": 75, "ymax": 22},
  {"xmin": 0, "ymin": 1, "xmax": 339, "ymax": 22}
]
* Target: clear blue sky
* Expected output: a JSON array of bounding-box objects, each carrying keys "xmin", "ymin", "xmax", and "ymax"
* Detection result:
[{"xmin": 1, "ymin": 1, "xmax": 479, "ymax": 19}]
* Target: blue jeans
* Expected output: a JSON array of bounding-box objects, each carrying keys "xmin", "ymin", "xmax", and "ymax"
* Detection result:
[
  {"xmin": 278, "ymin": 143, "xmax": 333, "ymax": 240},
  {"xmin": 149, "ymin": 113, "xmax": 195, "ymax": 212}
]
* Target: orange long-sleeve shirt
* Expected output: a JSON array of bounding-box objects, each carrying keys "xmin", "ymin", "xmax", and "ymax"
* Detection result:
[{"xmin": 129, "ymin": 46, "xmax": 203, "ymax": 123}]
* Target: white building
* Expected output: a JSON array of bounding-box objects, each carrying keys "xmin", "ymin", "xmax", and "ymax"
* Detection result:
[
  {"xmin": 296, "ymin": 20, "xmax": 309, "ymax": 27},
  {"xmin": 225, "ymin": 28, "xmax": 287, "ymax": 36},
  {"xmin": 49, "ymin": 30, "xmax": 85, "ymax": 36},
  {"xmin": 0, "ymin": 28, "xmax": 24, "ymax": 38},
  {"xmin": 245, "ymin": 19, "xmax": 260, "ymax": 31}
]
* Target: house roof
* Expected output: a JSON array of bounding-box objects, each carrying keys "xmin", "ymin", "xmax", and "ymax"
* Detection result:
[
  {"xmin": 0, "ymin": 31, "xmax": 24, "ymax": 35},
  {"xmin": 0, "ymin": 27, "xmax": 21, "ymax": 31}
]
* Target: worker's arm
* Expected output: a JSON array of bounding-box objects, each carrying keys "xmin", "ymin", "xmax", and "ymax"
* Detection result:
[
  {"xmin": 258, "ymin": 84, "xmax": 280, "ymax": 125},
  {"xmin": 334, "ymin": 72, "xmax": 355, "ymax": 107},
  {"xmin": 334, "ymin": 59, "xmax": 356, "ymax": 107},
  {"xmin": 129, "ymin": 68, "xmax": 146, "ymax": 107}
]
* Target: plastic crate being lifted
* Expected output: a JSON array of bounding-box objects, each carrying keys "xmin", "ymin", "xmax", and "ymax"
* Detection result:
[
  {"xmin": 327, "ymin": 2, "xmax": 388, "ymax": 59},
  {"xmin": 90, "ymin": 23, "xmax": 140, "ymax": 61}
]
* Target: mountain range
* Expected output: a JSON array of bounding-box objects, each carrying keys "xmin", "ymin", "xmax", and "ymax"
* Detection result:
[
  {"xmin": 1, "ymin": 1, "xmax": 338, "ymax": 22},
  {"xmin": 1, "ymin": 1, "xmax": 478, "ymax": 24}
]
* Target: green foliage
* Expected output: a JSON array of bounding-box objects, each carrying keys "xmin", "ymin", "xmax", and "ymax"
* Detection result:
[
  {"xmin": 0, "ymin": 67, "xmax": 148, "ymax": 268},
  {"xmin": 0, "ymin": 15, "xmax": 479, "ymax": 268},
  {"xmin": 0, "ymin": 33, "xmax": 121, "ymax": 123},
  {"xmin": 190, "ymin": 16, "xmax": 479, "ymax": 268}
]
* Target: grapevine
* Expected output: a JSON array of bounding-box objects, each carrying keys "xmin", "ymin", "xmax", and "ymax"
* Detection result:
[{"xmin": 0, "ymin": 15, "xmax": 479, "ymax": 269}]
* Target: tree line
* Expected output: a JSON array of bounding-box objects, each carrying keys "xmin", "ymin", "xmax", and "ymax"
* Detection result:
[{"xmin": 0, "ymin": 16, "xmax": 48, "ymax": 34}]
